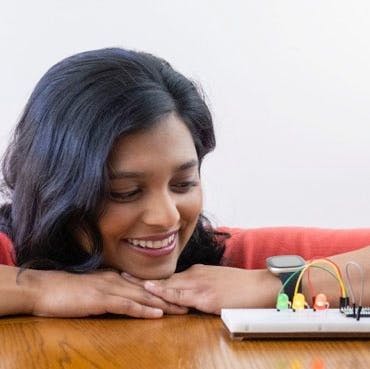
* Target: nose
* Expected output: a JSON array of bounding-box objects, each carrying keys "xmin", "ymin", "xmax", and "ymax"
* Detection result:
[{"xmin": 141, "ymin": 190, "xmax": 180, "ymax": 229}]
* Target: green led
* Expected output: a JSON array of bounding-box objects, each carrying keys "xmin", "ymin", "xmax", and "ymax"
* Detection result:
[{"xmin": 276, "ymin": 293, "xmax": 291, "ymax": 311}]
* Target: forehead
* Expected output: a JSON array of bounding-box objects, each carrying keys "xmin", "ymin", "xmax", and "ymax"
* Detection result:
[{"xmin": 109, "ymin": 114, "xmax": 198, "ymax": 172}]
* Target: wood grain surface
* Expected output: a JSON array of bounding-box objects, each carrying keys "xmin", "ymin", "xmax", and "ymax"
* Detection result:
[{"xmin": 0, "ymin": 314, "xmax": 369, "ymax": 369}]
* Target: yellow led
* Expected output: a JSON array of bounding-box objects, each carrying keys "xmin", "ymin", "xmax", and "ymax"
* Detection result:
[{"xmin": 292, "ymin": 293, "xmax": 309, "ymax": 311}]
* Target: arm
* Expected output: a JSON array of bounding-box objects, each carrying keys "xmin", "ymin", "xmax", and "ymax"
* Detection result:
[
  {"xmin": 0, "ymin": 264, "xmax": 188, "ymax": 318},
  {"xmin": 124, "ymin": 245, "xmax": 370, "ymax": 314},
  {"xmin": 0, "ymin": 265, "xmax": 33, "ymax": 316},
  {"xmin": 125, "ymin": 265, "xmax": 282, "ymax": 314},
  {"xmin": 303, "ymin": 245, "xmax": 370, "ymax": 307}
]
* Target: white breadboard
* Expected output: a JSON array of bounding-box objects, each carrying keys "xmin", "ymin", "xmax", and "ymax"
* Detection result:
[{"xmin": 221, "ymin": 309, "xmax": 370, "ymax": 339}]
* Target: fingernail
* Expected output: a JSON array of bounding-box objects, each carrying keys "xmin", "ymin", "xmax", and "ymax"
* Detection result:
[
  {"xmin": 152, "ymin": 308, "xmax": 163, "ymax": 317},
  {"xmin": 144, "ymin": 281, "xmax": 156, "ymax": 290}
]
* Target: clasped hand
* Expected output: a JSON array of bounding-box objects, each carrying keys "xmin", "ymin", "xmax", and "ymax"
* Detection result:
[
  {"xmin": 123, "ymin": 264, "xmax": 260, "ymax": 314},
  {"xmin": 24, "ymin": 265, "xmax": 269, "ymax": 318}
]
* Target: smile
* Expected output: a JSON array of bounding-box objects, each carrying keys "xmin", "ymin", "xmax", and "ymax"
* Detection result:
[{"xmin": 126, "ymin": 233, "xmax": 176, "ymax": 249}]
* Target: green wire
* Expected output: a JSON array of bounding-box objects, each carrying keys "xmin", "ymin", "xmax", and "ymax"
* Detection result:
[{"xmin": 278, "ymin": 264, "xmax": 346, "ymax": 297}]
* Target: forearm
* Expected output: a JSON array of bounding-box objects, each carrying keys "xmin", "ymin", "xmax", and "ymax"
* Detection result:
[
  {"xmin": 0, "ymin": 265, "xmax": 35, "ymax": 316},
  {"xmin": 302, "ymin": 246, "xmax": 370, "ymax": 307},
  {"xmin": 244, "ymin": 269, "xmax": 282, "ymax": 308},
  {"xmin": 139, "ymin": 265, "xmax": 283, "ymax": 312}
]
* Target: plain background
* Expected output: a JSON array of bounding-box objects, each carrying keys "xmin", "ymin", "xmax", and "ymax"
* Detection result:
[{"xmin": 1, "ymin": 1, "xmax": 370, "ymax": 228}]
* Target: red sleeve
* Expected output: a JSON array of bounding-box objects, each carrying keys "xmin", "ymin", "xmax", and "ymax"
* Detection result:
[
  {"xmin": 0, "ymin": 232, "xmax": 15, "ymax": 266},
  {"xmin": 218, "ymin": 226, "xmax": 370, "ymax": 269}
]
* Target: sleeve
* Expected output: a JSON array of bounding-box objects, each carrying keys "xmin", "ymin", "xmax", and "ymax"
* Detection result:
[
  {"xmin": 218, "ymin": 226, "xmax": 370, "ymax": 269},
  {"xmin": 0, "ymin": 232, "xmax": 15, "ymax": 266}
]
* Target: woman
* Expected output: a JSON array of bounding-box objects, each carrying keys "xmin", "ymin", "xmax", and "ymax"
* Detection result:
[{"xmin": 0, "ymin": 48, "xmax": 369, "ymax": 318}]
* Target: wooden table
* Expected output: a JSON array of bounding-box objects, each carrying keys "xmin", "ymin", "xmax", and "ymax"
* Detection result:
[{"xmin": 0, "ymin": 314, "xmax": 369, "ymax": 369}]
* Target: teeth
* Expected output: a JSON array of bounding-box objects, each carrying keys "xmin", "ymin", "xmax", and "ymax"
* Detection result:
[
  {"xmin": 154, "ymin": 240, "xmax": 162, "ymax": 248},
  {"xmin": 127, "ymin": 233, "xmax": 176, "ymax": 249}
]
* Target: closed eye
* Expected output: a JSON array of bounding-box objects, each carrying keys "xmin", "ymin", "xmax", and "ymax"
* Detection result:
[
  {"xmin": 109, "ymin": 189, "xmax": 142, "ymax": 202},
  {"xmin": 171, "ymin": 181, "xmax": 199, "ymax": 193}
]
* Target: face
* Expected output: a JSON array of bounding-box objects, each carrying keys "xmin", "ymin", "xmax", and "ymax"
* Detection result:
[{"xmin": 98, "ymin": 113, "xmax": 202, "ymax": 279}]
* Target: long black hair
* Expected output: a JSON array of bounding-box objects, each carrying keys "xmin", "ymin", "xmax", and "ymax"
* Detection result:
[{"xmin": 0, "ymin": 48, "xmax": 226, "ymax": 272}]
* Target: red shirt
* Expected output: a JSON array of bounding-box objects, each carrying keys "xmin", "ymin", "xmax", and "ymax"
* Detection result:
[
  {"xmin": 1, "ymin": 228, "xmax": 370, "ymax": 268},
  {"xmin": 219, "ymin": 226, "xmax": 370, "ymax": 269},
  {"xmin": 0, "ymin": 233, "xmax": 15, "ymax": 265}
]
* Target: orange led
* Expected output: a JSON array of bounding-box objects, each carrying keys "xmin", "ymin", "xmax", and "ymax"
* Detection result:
[{"xmin": 313, "ymin": 293, "xmax": 330, "ymax": 311}]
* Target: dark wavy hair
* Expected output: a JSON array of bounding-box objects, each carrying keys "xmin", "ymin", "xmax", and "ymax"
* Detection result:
[{"xmin": 0, "ymin": 48, "xmax": 226, "ymax": 272}]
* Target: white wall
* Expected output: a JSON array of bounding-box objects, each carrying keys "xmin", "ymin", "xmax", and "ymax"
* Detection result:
[{"xmin": 2, "ymin": 0, "xmax": 370, "ymax": 228}]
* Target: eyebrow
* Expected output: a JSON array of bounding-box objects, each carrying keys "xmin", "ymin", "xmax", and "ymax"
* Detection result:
[{"xmin": 109, "ymin": 159, "xmax": 199, "ymax": 180}]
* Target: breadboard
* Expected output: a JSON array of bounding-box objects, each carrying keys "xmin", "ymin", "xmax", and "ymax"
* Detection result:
[{"xmin": 221, "ymin": 308, "xmax": 370, "ymax": 340}]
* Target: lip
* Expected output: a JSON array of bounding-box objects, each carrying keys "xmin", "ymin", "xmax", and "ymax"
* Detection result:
[
  {"xmin": 123, "ymin": 232, "xmax": 178, "ymax": 257},
  {"xmin": 123, "ymin": 229, "xmax": 179, "ymax": 242}
]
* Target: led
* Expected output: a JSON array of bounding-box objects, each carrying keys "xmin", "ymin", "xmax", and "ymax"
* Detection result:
[
  {"xmin": 276, "ymin": 293, "xmax": 291, "ymax": 311},
  {"xmin": 292, "ymin": 293, "xmax": 309, "ymax": 311},
  {"xmin": 313, "ymin": 293, "xmax": 330, "ymax": 311}
]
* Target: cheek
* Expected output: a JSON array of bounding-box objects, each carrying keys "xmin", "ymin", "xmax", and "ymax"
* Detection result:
[
  {"xmin": 98, "ymin": 187, "xmax": 202, "ymax": 240},
  {"xmin": 98, "ymin": 202, "xmax": 138, "ymax": 240},
  {"xmin": 179, "ymin": 187, "xmax": 203, "ymax": 227}
]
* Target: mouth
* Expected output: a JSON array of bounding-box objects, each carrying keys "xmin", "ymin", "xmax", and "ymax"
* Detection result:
[
  {"xmin": 123, "ymin": 231, "xmax": 178, "ymax": 257},
  {"xmin": 126, "ymin": 232, "xmax": 176, "ymax": 249}
]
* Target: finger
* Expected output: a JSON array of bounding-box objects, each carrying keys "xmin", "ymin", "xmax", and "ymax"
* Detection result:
[
  {"xmin": 146, "ymin": 269, "xmax": 199, "ymax": 290},
  {"xmin": 122, "ymin": 269, "xmax": 196, "ymax": 290},
  {"xmin": 130, "ymin": 287, "xmax": 189, "ymax": 315},
  {"xmin": 104, "ymin": 295, "xmax": 163, "ymax": 319},
  {"xmin": 143, "ymin": 281, "xmax": 196, "ymax": 307},
  {"xmin": 161, "ymin": 303, "xmax": 189, "ymax": 315},
  {"xmin": 121, "ymin": 272, "xmax": 146, "ymax": 287},
  {"xmin": 107, "ymin": 278, "xmax": 188, "ymax": 314}
]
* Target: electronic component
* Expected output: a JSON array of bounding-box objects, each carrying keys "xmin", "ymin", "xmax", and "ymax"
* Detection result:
[
  {"xmin": 313, "ymin": 293, "xmax": 330, "ymax": 311},
  {"xmin": 221, "ymin": 309, "xmax": 370, "ymax": 340},
  {"xmin": 222, "ymin": 257, "xmax": 369, "ymax": 339},
  {"xmin": 273, "ymin": 258, "xmax": 368, "ymax": 320},
  {"xmin": 342, "ymin": 306, "xmax": 370, "ymax": 318}
]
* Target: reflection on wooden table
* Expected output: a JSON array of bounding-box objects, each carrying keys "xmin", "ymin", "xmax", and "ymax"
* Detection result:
[{"xmin": 0, "ymin": 314, "xmax": 369, "ymax": 369}]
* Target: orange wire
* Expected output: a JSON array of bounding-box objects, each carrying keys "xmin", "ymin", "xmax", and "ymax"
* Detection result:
[
  {"xmin": 309, "ymin": 257, "xmax": 342, "ymax": 276},
  {"xmin": 306, "ymin": 258, "xmax": 344, "ymax": 297}
]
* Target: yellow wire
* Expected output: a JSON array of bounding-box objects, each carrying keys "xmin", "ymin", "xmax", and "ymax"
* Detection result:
[{"xmin": 293, "ymin": 259, "xmax": 347, "ymax": 298}]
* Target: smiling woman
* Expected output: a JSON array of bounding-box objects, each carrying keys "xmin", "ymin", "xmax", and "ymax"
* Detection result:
[
  {"xmin": 1, "ymin": 48, "xmax": 224, "ymax": 275},
  {"xmin": 0, "ymin": 48, "xmax": 370, "ymax": 318},
  {"xmin": 99, "ymin": 114, "xmax": 203, "ymax": 280}
]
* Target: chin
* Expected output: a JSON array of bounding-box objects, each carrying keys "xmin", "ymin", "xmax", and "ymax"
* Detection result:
[{"xmin": 133, "ymin": 267, "xmax": 176, "ymax": 280}]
